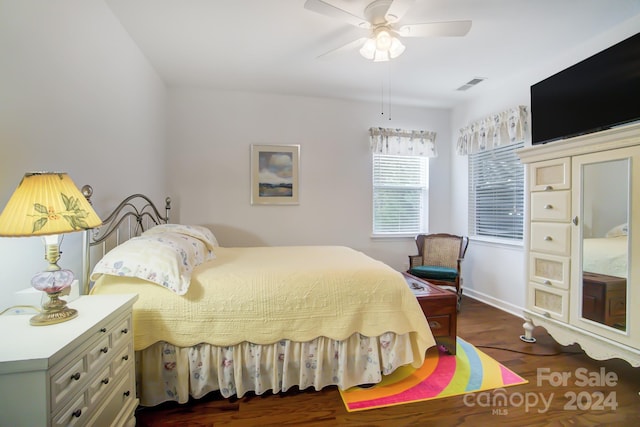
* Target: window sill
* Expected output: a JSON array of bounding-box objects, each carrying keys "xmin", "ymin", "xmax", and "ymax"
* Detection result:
[
  {"xmin": 370, "ymin": 233, "xmax": 418, "ymax": 240},
  {"xmin": 469, "ymin": 235, "xmax": 524, "ymax": 249}
]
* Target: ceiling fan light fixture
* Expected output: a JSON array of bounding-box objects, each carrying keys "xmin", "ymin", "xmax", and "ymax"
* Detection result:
[
  {"xmin": 375, "ymin": 28, "xmax": 392, "ymax": 51},
  {"xmin": 389, "ymin": 37, "xmax": 405, "ymax": 58},
  {"xmin": 373, "ymin": 49, "xmax": 390, "ymax": 62},
  {"xmin": 360, "ymin": 28, "xmax": 405, "ymax": 62},
  {"xmin": 359, "ymin": 38, "xmax": 377, "ymax": 59}
]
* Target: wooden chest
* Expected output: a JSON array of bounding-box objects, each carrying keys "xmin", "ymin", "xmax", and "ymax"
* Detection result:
[
  {"xmin": 582, "ymin": 271, "xmax": 626, "ymax": 329},
  {"xmin": 403, "ymin": 272, "xmax": 457, "ymax": 355}
]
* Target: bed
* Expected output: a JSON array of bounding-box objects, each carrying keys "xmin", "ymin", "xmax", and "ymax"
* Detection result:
[
  {"xmin": 82, "ymin": 189, "xmax": 436, "ymax": 407},
  {"xmin": 582, "ymin": 235, "xmax": 628, "ymax": 279}
]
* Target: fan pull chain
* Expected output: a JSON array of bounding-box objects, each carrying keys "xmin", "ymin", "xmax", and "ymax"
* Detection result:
[
  {"xmin": 387, "ymin": 61, "xmax": 392, "ymax": 120},
  {"xmin": 380, "ymin": 62, "xmax": 392, "ymax": 120}
]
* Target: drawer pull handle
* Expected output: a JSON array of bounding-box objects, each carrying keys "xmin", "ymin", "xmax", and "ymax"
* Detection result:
[
  {"xmin": 542, "ymin": 311, "xmax": 551, "ymax": 318},
  {"xmin": 122, "ymin": 355, "xmax": 129, "ymax": 361},
  {"xmin": 544, "ymin": 185, "xmax": 553, "ymax": 191},
  {"xmin": 544, "ymin": 235, "xmax": 553, "ymax": 241},
  {"xmin": 572, "ymin": 216, "xmax": 579, "ymax": 226},
  {"xmin": 544, "ymin": 204, "xmax": 553, "ymax": 209},
  {"xmin": 102, "ymin": 378, "xmax": 110, "ymax": 385},
  {"xmin": 124, "ymin": 390, "xmax": 131, "ymax": 397},
  {"xmin": 70, "ymin": 372, "xmax": 81, "ymax": 381},
  {"xmin": 99, "ymin": 327, "xmax": 107, "ymax": 333},
  {"xmin": 121, "ymin": 328, "xmax": 129, "ymax": 334},
  {"xmin": 543, "ymin": 280, "xmax": 552, "ymax": 286},
  {"xmin": 72, "ymin": 409, "xmax": 82, "ymax": 418},
  {"xmin": 428, "ymin": 321, "xmax": 441, "ymax": 329},
  {"xmin": 100, "ymin": 347, "xmax": 109, "ymax": 354}
]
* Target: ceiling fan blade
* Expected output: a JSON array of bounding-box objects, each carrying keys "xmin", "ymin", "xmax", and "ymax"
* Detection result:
[
  {"xmin": 316, "ymin": 37, "xmax": 368, "ymax": 59},
  {"xmin": 384, "ymin": 0, "xmax": 416, "ymax": 23},
  {"xmin": 304, "ymin": 0, "xmax": 370, "ymax": 29},
  {"xmin": 399, "ymin": 20, "xmax": 472, "ymax": 37}
]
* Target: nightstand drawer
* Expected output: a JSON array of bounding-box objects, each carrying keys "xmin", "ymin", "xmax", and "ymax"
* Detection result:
[
  {"xmin": 111, "ymin": 316, "xmax": 132, "ymax": 351},
  {"xmin": 112, "ymin": 342, "xmax": 134, "ymax": 379},
  {"xmin": 88, "ymin": 366, "xmax": 112, "ymax": 408},
  {"xmin": 86, "ymin": 369, "xmax": 137, "ymax": 427},
  {"xmin": 51, "ymin": 357, "xmax": 87, "ymax": 412},
  {"xmin": 52, "ymin": 392, "xmax": 87, "ymax": 427},
  {"xmin": 531, "ymin": 190, "xmax": 571, "ymax": 221}
]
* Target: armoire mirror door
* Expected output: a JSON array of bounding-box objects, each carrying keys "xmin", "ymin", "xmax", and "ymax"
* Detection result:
[{"xmin": 573, "ymin": 152, "xmax": 631, "ymax": 337}]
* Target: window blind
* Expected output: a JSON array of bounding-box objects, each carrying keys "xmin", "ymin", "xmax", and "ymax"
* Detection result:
[
  {"xmin": 468, "ymin": 141, "xmax": 524, "ymax": 240},
  {"xmin": 373, "ymin": 154, "xmax": 428, "ymax": 235}
]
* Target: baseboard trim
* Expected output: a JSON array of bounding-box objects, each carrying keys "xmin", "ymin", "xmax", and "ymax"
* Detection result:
[{"xmin": 462, "ymin": 288, "xmax": 525, "ymax": 320}]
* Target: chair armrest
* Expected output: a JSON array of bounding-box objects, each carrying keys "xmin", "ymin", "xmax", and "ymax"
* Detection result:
[{"xmin": 408, "ymin": 255, "xmax": 422, "ymax": 269}]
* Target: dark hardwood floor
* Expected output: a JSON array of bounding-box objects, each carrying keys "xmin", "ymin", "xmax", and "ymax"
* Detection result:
[{"xmin": 135, "ymin": 297, "xmax": 640, "ymax": 426}]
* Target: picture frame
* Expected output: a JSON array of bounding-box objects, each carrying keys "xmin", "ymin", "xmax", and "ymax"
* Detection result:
[{"xmin": 251, "ymin": 144, "xmax": 300, "ymax": 205}]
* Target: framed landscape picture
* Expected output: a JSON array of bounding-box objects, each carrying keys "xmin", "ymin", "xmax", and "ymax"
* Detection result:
[{"xmin": 251, "ymin": 144, "xmax": 300, "ymax": 205}]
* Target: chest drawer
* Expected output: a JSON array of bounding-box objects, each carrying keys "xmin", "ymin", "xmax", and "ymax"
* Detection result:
[
  {"xmin": 528, "ymin": 282, "xmax": 569, "ymax": 322},
  {"xmin": 529, "ymin": 252, "xmax": 570, "ymax": 289},
  {"xmin": 531, "ymin": 190, "xmax": 571, "ymax": 222},
  {"xmin": 529, "ymin": 157, "xmax": 570, "ymax": 191},
  {"xmin": 530, "ymin": 223, "xmax": 571, "ymax": 256}
]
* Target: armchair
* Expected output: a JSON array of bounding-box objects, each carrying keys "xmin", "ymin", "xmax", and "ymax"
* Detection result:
[{"xmin": 408, "ymin": 233, "xmax": 469, "ymax": 309}]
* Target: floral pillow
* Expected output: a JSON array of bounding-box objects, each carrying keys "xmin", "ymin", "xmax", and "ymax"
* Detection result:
[
  {"xmin": 143, "ymin": 223, "xmax": 219, "ymax": 250},
  {"xmin": 90, "ymin": 232, "xmax": 213, "ymax": 295}
]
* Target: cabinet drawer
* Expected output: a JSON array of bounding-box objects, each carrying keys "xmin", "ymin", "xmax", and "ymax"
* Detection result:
[
  {"xmin": 528, "ymin": 283, "xmax": 569, "ymax": 322},
  {"xmin": 530, "ymin": 223, "xmax": 571, "ymax": 256},
  {"xmin": 531, "ymin": 190, "xmax": 571, "ymax": 221},
  {"xmin": 529, "ymin": 252, "xmax": 570, "ymax": 289},
  {"xmin": 530, "ymin": 157, "xmax": 570, "ymax": 191}
]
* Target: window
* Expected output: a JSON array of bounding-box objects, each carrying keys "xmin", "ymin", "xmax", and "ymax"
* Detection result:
[
  {"xmin": 372, "ymin": 154, "xmax": 428, "ymax": 235},
  {"xmin": 468, "ymin": 141, "xmax": 524, "ymax": 241}
]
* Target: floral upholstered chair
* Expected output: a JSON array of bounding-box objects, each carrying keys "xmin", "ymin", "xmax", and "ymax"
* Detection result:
[{"xmin": 408, "ymin": 233, "xmax": 469, "ymax": 310}]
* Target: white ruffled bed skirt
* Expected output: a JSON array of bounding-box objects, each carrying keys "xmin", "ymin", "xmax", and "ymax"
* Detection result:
[{"xmin": 136, "ymin": 331, "xmax": 419, "ymax": 407}]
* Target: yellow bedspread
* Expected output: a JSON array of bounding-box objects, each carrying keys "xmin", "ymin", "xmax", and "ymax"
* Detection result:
[{"xmin": 90, "ymin": 246, "xmax": 435, "ymax": 362}]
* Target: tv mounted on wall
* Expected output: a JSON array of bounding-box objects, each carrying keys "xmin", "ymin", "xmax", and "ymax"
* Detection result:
[{"xmin": 531, "ymin": 32, "xmax": 640, "ymax": 145}]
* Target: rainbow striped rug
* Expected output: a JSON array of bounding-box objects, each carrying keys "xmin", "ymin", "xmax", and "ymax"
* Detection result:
[{"xmin": 339, "ymin": 338, "xmax": 528, "ymax": 412}]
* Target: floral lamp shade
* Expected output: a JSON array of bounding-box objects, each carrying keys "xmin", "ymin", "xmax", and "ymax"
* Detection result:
[
  {"xmin": 0, "ymin": 172, "xmax": 102, "ymax": 236},
  {"xmin": 0, "ymin": 172, "xmax": 102, "ymax": 326}
]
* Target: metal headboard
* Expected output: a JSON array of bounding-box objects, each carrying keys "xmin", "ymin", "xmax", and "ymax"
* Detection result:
[{"xmin": 81, "ymin": 185, "xmax": 171, "ymax": 294}]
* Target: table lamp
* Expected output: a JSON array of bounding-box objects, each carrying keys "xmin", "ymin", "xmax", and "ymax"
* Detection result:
[{"xmin": 0, "ymin": 172, "xmax": 102, "ymax": 325}]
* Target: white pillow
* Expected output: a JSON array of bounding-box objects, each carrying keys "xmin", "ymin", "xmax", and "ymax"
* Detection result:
[
  {"xmin": 143, "ymin": 223, "xmax": 219, "ymax": 249},
  {"xmin": 605, "ymin": 223, "xmax": 628, "ymax": 238},
  {"xmin": 90, "ymin": 232, "xmax": 213, "ymax": 295}
]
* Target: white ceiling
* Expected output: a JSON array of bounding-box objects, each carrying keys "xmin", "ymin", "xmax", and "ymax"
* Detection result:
[{"xmin": 105, "ymin": 0, "xmax": 640, "ymax": 108}]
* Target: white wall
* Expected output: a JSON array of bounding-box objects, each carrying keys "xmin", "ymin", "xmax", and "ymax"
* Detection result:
[
  {"xmin": 0, "ymin": 0, "xmax": 167, "ymax": 307},
  {"xmin": 450, "ymin": 16, "xmax": 640, "ymax": 315},
  {"xmin": 166, "ymin": 88, "xmax": 451, "ymax": 270}
]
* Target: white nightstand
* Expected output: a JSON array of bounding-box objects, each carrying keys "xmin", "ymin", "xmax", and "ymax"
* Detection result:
[{"xmin": 0, "ymin": 294, "xmax": 138, "ymax": 427}]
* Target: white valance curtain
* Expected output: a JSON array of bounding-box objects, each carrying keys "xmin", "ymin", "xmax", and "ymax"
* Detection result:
[
  {"xmin": 369, "ymin": 127, "xmax": 437, "ymax": 157},
  {"xmin": 456, "ymin": 105, "xmax": 528, "ymax": 155}
]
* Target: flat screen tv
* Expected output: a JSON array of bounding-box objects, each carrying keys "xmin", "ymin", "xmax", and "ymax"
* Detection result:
[{"xmin": 531, "ymin": 32, "xmax": 640, "ymax": 145}]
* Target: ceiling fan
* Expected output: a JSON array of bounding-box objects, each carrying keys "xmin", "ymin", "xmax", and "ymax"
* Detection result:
[{"xmin": 304, "ymin": 0, "xmax": 472, "ymax": 62}]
